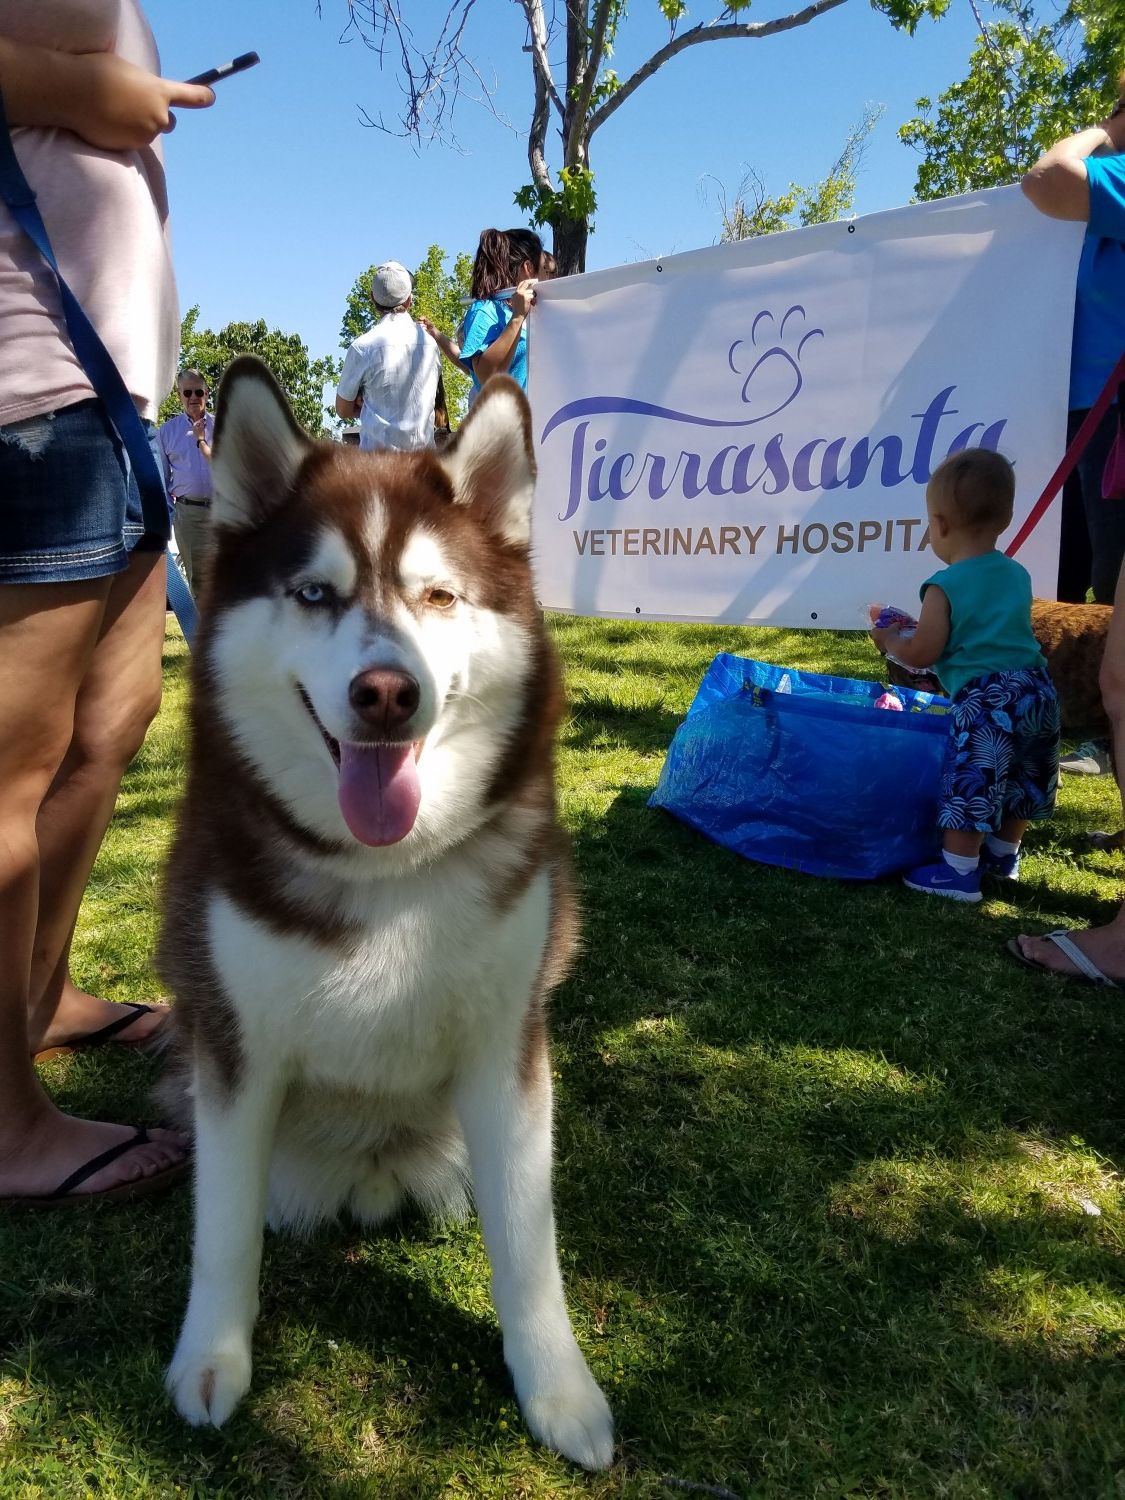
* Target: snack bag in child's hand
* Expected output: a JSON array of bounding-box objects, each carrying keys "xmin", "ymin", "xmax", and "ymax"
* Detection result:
[
  {"xmin": 871, "ymin": 603, "xmax": 919, "ymax": 637},
  {"xmin": 870, "ymin": 601, "xmax": 938, "ymax": 680}
]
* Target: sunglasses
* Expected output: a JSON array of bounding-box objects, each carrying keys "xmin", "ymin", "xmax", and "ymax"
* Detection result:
[{"xmin": 180, "ymin": 388, "xmax": 206, "ymax": 398}]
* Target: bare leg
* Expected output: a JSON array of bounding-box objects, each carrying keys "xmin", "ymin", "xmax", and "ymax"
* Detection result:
[
  {"xmin": 1015, "ymin": 556, "xmax": 1125, "ymax": 977},
  {"xmin": 943, "ymin": 830, "xmax": 985, "ymax": 858},
  {"xmin": 1014, "ymin": 909, "xmax": 1125, "ymax": 980},
  {"xmin": 28, "ymin": 551, "xmax": 168, "ymax": 1053},
  {"xmin": 0, "ymin": 574, "xmax": 185, "ymax": 1199},
  {"xmin": 1103, "ymin": 555, "xmax": 1125, "ymax": 834},
  {"xmin": 454, "ymin": 1036, "xmax": 613, "ymax": 1470}
]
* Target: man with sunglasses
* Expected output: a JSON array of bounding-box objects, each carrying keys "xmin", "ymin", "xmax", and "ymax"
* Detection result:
[{"xmin": 158, "ymin": 368, "xmax": 214, "ymax": 592}]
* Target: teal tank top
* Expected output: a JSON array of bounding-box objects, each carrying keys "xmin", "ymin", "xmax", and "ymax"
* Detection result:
[{"xmin": 921, "ymin": 552, "xmax": 1045, "ymax": 701}]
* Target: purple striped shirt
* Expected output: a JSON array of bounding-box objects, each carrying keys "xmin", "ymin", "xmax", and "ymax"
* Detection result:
[{"xmin": 158, "ymin": 411, "xmax": 214, "ymax": 500}]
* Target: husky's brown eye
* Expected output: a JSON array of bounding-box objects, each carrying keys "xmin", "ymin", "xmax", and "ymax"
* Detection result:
[{"xmin": 426, "ymin": 587, "xmax": 457, "ymax": 609}]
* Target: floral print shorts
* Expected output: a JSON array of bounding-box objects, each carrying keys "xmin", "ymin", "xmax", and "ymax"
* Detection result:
[{"xmin": 938, "ymin": 667, "xmax": 1061, "ymax": 832}]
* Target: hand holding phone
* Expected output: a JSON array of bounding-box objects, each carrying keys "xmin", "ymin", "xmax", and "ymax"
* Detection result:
[{"xmin": 186, "ymin": 52, "xmax": 260, "ymax": 88}]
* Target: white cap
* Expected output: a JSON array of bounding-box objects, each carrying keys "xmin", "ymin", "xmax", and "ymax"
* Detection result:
[{"xmin": 371, "ymin": 261, "xmax": 413, "ymax": 309}]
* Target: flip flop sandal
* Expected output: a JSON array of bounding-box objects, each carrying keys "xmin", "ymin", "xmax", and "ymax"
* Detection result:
[
  {"xmin": 1006, "ymin": 930, "xmax": 1120, "ymax": 988},
  {"xmin": 1, "ymin": 1127, "xmax": 189, "ymax": 1209},
  {"xmin": 33, "ymin": 1001, "xmax": 170, "ymax": 1064}
]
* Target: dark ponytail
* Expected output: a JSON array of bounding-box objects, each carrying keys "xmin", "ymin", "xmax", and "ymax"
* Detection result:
[
  {"xmin": 471, "ymin": 229, "xmax": 512, "ymax": 299},
  {"xmin": 470, "ymin": 226, "xmax": 546, "ymax": 298}
]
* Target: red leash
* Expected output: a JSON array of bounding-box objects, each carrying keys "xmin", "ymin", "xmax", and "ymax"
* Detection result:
[{"xmin": 1006, "ymin": 349, "xmax": 1125, "ymax": 559}]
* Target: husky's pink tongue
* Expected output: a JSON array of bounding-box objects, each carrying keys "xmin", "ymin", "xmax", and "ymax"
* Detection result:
[{"xmin": 337, "ymin": 742, "xmax": 421, "ymax": 845}]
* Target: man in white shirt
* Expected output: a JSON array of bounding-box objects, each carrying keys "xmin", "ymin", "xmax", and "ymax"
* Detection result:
[{"xmin": 335, "ymin": 261, "xmax": 440, "ymax": 452}]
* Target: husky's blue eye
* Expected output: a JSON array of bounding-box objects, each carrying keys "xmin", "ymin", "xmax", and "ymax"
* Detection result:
[{"xmin": 295, "ymin": 582, "xmax": 332, "ymax": 607}]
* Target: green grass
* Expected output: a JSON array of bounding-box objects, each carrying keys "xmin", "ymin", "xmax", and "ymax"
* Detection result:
[{"xmin": 2, "ymin": 617, "xmax": 1124, "ymax": 1499}]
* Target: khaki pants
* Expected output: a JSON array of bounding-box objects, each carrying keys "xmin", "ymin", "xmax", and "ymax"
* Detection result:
[{"xmin": 172, "ymin": 499, "xmax": 212, "ymax": 594}]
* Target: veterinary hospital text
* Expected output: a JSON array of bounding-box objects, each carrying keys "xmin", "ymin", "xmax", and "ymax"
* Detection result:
[{"xmin": 571, "ymin": 517, "xmax": 934, "ymax": 558}]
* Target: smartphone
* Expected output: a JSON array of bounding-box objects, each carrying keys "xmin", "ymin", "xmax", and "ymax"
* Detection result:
[{"xmin": 187, "ymin": 51, "xmax": 260, "ymax": 87}]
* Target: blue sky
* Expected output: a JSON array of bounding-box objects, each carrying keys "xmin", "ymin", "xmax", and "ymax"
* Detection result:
[{"xmin": 148, "ymin": 0, "xmax": 989, "ymax": 369}]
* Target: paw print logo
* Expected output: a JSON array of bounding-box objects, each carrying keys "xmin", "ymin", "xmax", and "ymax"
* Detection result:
[{"xmin": 727, "ymin": 305, "xmax": 824, "ymax": 423}]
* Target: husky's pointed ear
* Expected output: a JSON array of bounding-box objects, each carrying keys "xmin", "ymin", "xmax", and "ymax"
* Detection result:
[
  {"xmin": 438, "ymin": 376, "xmax": 536, "ymax": 546},
  {"xmin": 211, "ymin": 356, "xmax": 311, "ymax": 529}
]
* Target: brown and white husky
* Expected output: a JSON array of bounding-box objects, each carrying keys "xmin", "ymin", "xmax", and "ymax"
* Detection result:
[{"xmin": 157, "ymin": 357, "xmax": 613, "ymax": 1470}]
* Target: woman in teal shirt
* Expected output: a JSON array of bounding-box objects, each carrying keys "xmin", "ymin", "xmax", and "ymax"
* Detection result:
[{"xmin": 460, "ymin": 227, "xmax": 545, "ymax": 394}]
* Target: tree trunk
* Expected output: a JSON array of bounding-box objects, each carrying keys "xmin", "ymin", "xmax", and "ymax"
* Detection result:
[{"xmin": 552, "ymin": 215, "xmax": 588, "ymax": 278}]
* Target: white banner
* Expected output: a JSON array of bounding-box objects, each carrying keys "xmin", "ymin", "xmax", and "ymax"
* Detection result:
[{"xmin": 527, "ymin": 188, "xmax": 1084, "ymax": 629}]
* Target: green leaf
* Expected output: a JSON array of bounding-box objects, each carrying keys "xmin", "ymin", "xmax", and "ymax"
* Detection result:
[
  {"xmin": 515, "ymin": 168, "xmax": 598, "ymax": 232},
  {"xmin": 899, "ymin": 0, "xmax": 1125, "ymax": 199}
]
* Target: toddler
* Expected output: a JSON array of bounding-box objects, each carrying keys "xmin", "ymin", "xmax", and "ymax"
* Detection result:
[{"xmin": 872, "ymin": 449, "xmax": 1060, "ymax": 902}]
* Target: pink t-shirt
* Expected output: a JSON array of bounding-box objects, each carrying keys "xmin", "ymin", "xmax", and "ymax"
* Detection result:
[{"xmin": 0, "ymin": 0, "xmax": 179, "ymax": 424}]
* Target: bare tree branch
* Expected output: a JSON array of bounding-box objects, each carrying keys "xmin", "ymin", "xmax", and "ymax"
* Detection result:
[
  {"xmin": 587, "ymin": 0, "xmax": 851, "ymax": 139},
  {"xmin": 566, "ymin": 0, "xmax": 614, "ymax": 165},
  {"xmin": 526, "ymin": 16, "xmax": 555, "ymax": 187},
  {"xmin": 335, "ymin": 0, "xmax": 498, "ymax": 143},
  {"xmin": 564, "ymin": 0, "xmax": 585, "ymax": 136},
  {"xmin": 326, "ymin": 0, "xmax": 865, "ymax": 274},
  {"xmin": 517, "ymin": 0, "xmax": 566, "ymax": 120},
  {"xmin": 966, "ymin": 0, "xmax": 1021, "ymax": 172}
]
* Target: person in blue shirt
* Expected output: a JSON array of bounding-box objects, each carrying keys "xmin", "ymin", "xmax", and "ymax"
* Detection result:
[
  {"xmin": 1022, "ymin": 80, "xmax": 1125, "ymax": 776},
  {"xmin": 421, "ymin": 234, "xmax": 556, "ymax": 409},
  {"xmin": 459, "ymin": 227, "xmax": 545, "ymax": 394},
  {"xmin": 1009, "ymin": 80, "xmax": 1125, "ymax": 981},
  {"xmin": 872, "ymin": 449, "xmax": 1061, "ymax": 903},
  {"xmin": 1023, "ymin": 83, "xmax": 1125, "ymax": 608}
]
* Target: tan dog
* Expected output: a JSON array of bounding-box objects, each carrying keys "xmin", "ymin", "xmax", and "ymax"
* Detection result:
[{"xmin": 1028, "ymin": 599, "xmax": 1112, "ymax": 739}]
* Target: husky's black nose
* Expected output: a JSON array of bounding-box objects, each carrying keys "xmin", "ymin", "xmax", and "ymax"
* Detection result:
[{"xmin": 349, "ymin": 669, "xmax": 421, "ymax": 732}]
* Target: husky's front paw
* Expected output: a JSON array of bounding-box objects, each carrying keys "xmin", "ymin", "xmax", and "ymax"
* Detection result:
[
  {"xmin": 519, "ymin": 1362, "xmax": 614, "ymax": 1471},
  {"xmin": 167, "ymin": 1334, "xmax": 252, "ymax": 1427}
]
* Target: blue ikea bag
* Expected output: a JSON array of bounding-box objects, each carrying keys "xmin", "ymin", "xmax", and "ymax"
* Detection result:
[{"xmin": 649, "ymin": 653, "xmax": 951, "ymax": 881}]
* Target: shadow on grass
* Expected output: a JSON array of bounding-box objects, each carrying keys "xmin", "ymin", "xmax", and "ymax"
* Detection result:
[
  {"xmin": 6, "ymin": 1031, "xmax": 1123, "ymax": 1496},
  {"xmin": 995, "ymin": 872, "xmax": 1122, "ymax": 928},
  {"xmin": 4, "ymin": 634, "xmax": 1125, "ymax": 1495},
  {"xmin": 565, "ymin": 785, "xmax": 1125, "ymax": 1162},
  {"xmin": 564, "ymin": 690, "xmax": 685, "ymax": 757},
  {"xmin": 0, "ymin": 1214, "xmax": 522, "ymax": 1498}
]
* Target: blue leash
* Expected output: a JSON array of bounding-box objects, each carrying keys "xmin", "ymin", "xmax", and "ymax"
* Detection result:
[
  {"xmin": 0, "ymin": 88, "xmax": 198, "ymax": 645},
  {"xmin": 164, "ymin": 543, "xmax": 198, "ymax": 641}
]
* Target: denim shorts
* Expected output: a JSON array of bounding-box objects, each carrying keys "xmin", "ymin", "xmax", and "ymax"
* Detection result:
[{"xmin": 0, "ymin": 398, "xmax": 166, "ymax": 585}]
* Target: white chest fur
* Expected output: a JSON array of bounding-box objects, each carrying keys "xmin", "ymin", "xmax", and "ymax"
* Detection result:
[{"xmin": 205, "ymin": 857, "xmax": 550, "ymax": 1100}]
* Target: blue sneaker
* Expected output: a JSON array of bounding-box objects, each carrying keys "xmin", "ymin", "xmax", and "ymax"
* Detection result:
[
  {"xmin": 980, "ymin": 843, "xmax": 1020, "ymax": 880},
  {"xmin": 902, "ymin": 859, "xmax": 982, "ymax": 902}
]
